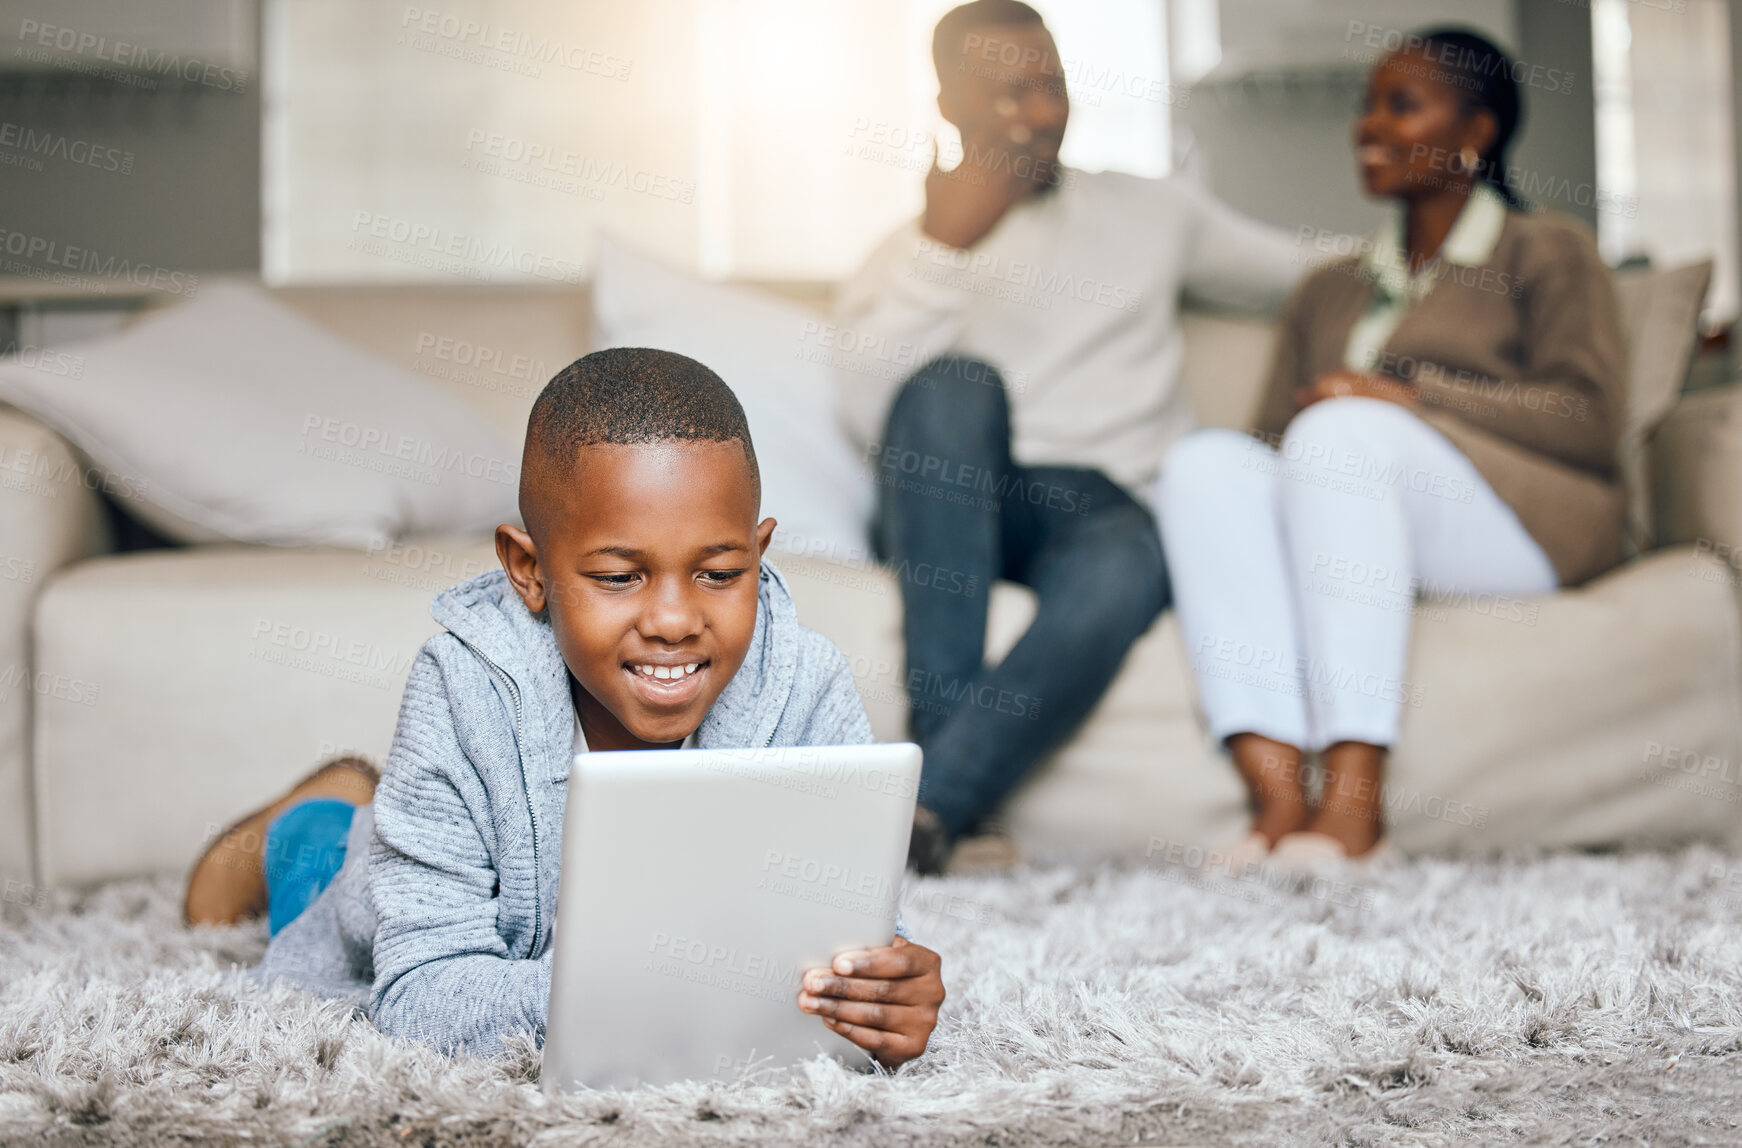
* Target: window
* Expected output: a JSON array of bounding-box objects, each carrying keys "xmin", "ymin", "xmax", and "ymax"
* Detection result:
[
  {"xmin": 262, "ymin": 0, "xmax": 1170, "ymax": 284},
  {"xmin": 1592, "ymin": 0, "xmax": 1737, "ymax": 324}
]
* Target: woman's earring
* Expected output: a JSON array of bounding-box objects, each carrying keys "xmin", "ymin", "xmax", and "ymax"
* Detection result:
[{"xmin": 1459, "ymin": 147, "xmax": 1480, "ymax": 174}]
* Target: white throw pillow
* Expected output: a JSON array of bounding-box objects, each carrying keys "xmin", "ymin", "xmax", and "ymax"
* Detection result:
[
  {"xmin": 590, "ymin": 237, "xmax": 875, "ymax": 566},
  {"xmin": 0, "ymin": 280, "xmax": 522, "ymax": 549}
]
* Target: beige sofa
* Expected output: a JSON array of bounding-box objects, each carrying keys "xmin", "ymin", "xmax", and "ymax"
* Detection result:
[{"xmin": 5, "ymin": 275, "xmax": 1741, "ymax": 891}]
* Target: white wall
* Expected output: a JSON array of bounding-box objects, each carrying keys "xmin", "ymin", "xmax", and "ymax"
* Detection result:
[
  {"xmin": 0, "ymin": 0, "xmax": 254, "ymax": 71},
  {"xmin": 0, "ymin": 0, "xmax": 261, "ymax": 276},
  {"xmin": 1171, "ymin": 0, "xmax": 1602, "ymax": 246}
]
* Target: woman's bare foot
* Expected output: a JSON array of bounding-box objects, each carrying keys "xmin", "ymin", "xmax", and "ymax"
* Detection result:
[
  {"xmin": 1228, "ymin": 733, "xmax": 1311, "ymax": 847},
  {"xmin": 1301, "ymin": 740, "xmax": 1387, "ymax": 856},
  {"xmin": 184, "ymin": 756, "xmax": 379, "ymax": 926}
]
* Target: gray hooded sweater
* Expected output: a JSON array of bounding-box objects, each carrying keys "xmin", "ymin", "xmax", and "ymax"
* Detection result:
[{"xmin": 253, "ymin": 560, "xmax": 879, "ymax": 1056}]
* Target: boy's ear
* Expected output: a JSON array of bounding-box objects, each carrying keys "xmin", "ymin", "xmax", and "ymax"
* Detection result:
[
  {"xmin": 755, "ymin": 517, "xmax": 777, "ymax": 561},
  {"xmin": 495, "ymin": 524, "xmax": 547, "ymax": 613}
]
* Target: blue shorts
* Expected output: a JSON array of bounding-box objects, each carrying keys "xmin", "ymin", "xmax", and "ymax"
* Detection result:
[{"xmin": 263, "ymin": 798, "xmax": 356, "ymax": 936}]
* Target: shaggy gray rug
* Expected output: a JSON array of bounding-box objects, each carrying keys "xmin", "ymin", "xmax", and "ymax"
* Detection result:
[{"xmin": 4, "ymin": 849, "xmax": 1742, "ymax": 1147}]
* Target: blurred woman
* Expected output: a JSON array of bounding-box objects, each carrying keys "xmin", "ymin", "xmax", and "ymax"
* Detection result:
[{"xmin": 1153, "ymin": 28, "xmax": 1626, "ymax": 862}]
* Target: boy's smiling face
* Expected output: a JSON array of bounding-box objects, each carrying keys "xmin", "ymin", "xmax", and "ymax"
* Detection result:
[{"xmin": 496, "ymin": 438, "xmax": 775, "ymax": 751}]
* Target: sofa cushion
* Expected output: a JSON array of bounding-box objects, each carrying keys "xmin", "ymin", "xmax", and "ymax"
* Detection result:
[
  {"xmin": 0, "ymin": 281, "xmax": 522, "ymax": 550},
  {"xmin": 1397, "ymin": 547, "xmax": 1742, "ymax": 851},
  {"xmin": 32, "ymin": 540, "xmax": 490, "ymax": 885},
  {"xmin": 1175, "ymin": 312, "xmax": 1280, "ymax": 432},
  {"xmin": 781, "ymin": 548, "xmax": 1742, "ymax": 857},
  {"xmin": 1655, "ymin": 383, "xmax": 1742, "ymax": 565},
  {"xmin": 1613, "ymin": 260, "xmax": 1712, "ymax": 551}
]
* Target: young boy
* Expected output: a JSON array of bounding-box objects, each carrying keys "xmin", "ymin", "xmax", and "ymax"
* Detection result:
[{"xmin": 187, "ymin": 348, "xmax": 945, "ymax": 1066}]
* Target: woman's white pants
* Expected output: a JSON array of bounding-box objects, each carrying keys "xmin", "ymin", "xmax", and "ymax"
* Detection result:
[{"xmin": 1152, "ymin": 397, "xmax": 1556, "ymax": 752}]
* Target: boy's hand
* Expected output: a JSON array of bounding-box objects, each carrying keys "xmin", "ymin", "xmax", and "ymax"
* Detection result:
[{"xmin": 798, "ymin": 936, "xmax": 944, "ymax": 1069}]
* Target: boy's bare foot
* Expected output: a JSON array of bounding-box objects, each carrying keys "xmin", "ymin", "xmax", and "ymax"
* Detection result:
[
  {"xmin": 183, "ymin": 755, "xmax": 380, "ymax": 927},
  {"xmin": 1300, "ymin": 740, "xmax": 1386, "ymax": 857},
  {"xmin": 1227, "ymin": 733, "xmax": 1311, "ymax": 846}
]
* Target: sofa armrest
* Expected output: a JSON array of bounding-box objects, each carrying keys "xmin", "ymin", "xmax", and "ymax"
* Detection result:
[
  {"xmin": 1654, "ymin": 384, "xmax": 1742, "ymax": 566},
  {"xmin": 0, "ymin": 405, "xmax": 112, "ymax": 884}
]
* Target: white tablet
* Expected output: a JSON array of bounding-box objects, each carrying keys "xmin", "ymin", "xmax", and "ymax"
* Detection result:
[{"xmin": 541, "ymin": 742, "xmax": 922, "ymax": 1093}]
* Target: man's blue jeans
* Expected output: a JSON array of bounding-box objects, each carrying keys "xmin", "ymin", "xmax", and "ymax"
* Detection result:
[{"xmin": 872, "ymin": 356, "xmax": 1170, "ymax": 839}]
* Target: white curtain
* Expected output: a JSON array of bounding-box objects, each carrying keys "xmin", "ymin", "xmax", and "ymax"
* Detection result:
[
  {"xmin": 262, "ymin": 0, "xmax": 1170, "ymax": 284},
  {"xmin": 1593, "ymin": 0, "xmax": 1737, "ymax": 323}
]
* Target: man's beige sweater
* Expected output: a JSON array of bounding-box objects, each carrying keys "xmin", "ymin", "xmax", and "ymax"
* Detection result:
[{"xmin": 834, "ymin": 168, "xmax": 1303, "ymax": 495}]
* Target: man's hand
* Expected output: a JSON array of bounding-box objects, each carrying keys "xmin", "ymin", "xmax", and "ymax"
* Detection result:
[
  {"xmin": 1298, "ymin": 370, "xmax": 1419, "ymax": 410},
  {"xmin": 921, "ymin": 129, "xmax": 1039, "ymax": 251},
  {"xmin": 798, "ymin": 936, "xmax": 945, "ymax": 1069}
]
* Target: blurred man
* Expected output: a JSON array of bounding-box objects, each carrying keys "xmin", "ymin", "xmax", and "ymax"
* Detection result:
[{"xmin": 835, "ymin": 0, "xmax": 1303, "ymax": 872}]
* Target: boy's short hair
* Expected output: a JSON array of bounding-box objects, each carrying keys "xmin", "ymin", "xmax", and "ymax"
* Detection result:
[
  {"xmin": 932, "ymin": 0, "xmax": 1046, "ymax": 79},
  {"xmin": 521, "ymin": 347, "xmax": 760, "ymax": 533}
]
